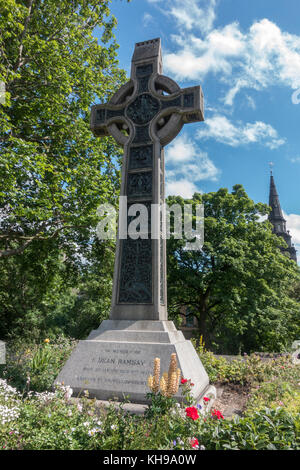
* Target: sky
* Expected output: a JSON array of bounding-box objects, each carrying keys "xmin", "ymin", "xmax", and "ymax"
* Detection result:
[{"xmin": 102, "ymin": 0, "xmax": 300, "ymax": 259}]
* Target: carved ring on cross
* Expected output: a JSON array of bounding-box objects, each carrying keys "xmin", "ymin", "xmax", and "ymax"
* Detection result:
[{"xmin": 99, "ymin": 74, "xmax": 192, "ymax": 148}]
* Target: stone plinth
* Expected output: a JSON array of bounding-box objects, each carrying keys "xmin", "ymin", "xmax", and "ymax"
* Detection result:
[{"xmin": 56, "ymin": 320, "xmax": 210, "ymax": 404}]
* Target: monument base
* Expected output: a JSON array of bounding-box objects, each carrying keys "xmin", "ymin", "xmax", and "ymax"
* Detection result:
[{"xmin": 55, "ymin": 320, "xmax": 212, "ymax": 404}]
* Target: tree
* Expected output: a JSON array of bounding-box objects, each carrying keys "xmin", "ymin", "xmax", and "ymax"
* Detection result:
[
  {"xmin": 0, "ymin": 0, "xmax": 130, "ymax": 338},
  {"xmin": 166, "ymin": 185, "xmax": 300, "ymax": 354},
  {"xmin": 0, "ymin": 0, "xmax": 126, "ymax": 258}
]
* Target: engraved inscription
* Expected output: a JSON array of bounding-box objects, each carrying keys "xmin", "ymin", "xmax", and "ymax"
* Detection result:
[
  {"xmin": 160, "ymin": 237, "xmax": 164, "ymax": 305},
  {"xmin": 74, "ymin": 347, "xmax": 153, "ymax": 388},
  {"xmin": 186, "ymin": 113, "xmax": 199, "ymax": 122}
]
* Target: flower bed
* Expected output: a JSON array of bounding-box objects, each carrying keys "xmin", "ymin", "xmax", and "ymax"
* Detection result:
[{"xmin": 0, "ymin": 339, "xmax": 299, "ymax": 450}]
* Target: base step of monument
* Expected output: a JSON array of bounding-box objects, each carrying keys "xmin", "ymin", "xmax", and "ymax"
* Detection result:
[
  {"xmin": 55, "ymin": 320, "xmax": 211, "ymax": 404},
  {"xmin": 70, "ymin": 385, "xmax": 217, "ymax": 416}
]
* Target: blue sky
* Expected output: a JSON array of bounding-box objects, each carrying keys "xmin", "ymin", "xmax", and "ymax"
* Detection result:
[{"xmin": 105, "ymin": 0, "xmax": 300, "ymax": 256}]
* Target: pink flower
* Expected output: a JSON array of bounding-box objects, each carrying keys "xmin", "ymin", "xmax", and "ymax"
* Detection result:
[
  {"xmin": 203, "ymin": 396, "xmax": 210, "ymax": 402},
  {"xmin": 181, "ymin": 378, "xmax": 188, "ymax": 384}
]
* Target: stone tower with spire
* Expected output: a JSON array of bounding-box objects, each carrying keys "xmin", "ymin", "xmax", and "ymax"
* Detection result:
[{"xmin": 268, "ymin": 170, "xmax": 297, "ymax": 263}]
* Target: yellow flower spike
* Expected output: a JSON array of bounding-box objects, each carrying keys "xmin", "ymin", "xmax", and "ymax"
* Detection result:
[
  {"xmin": 162, "ymin": 371, "xmax": 168, "ymax": 387},
  {"xmin": 175, "ymin": 368, "xmax": 181, "ymax": 393},
  {"xmin": 167, "ymin": 372, "xmax": 178, "ymax": 397},
  {"xmin": 44, "ymin": 338, "xmax": 50, "ymax": 344},
  {"xmin": 153, "ymin": 357, "xmax": 160, "ymax": 393},
  {"xmin": 147, "ymin": 375, "xmax": 154, "ymax": 391},
  {"xmin": 167, "ymin": 353, "xmax": 177, "ymax": 389},
  {"xmin": 160, "ymin": 376, "xmax": 167, "ymax": 396}
]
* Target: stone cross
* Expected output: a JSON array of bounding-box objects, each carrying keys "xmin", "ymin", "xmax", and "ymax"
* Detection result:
[
  {"xmin": 91, "ymin": 38, "xmax": 204, "ymax": 322},
  {"xmin": 55, "ymin": 40, "xmax": 213, "ymax": 403}
]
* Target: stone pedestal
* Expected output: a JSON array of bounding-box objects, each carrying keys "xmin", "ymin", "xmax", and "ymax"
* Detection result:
[{"xmin": 56, "ymin": 320, "xmax": 210, "ymax": 404}]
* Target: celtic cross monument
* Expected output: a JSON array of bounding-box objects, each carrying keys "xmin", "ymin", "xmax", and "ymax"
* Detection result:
[{"xmin": 56, "ymin": 39, "xmax": 214, "ymax": 404}]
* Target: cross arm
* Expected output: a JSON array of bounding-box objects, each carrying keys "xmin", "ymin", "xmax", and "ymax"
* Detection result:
[
  {"xmin": 150, "ymin": 75, "xmax": 204, "ymax": 146},
  {"xmin": 90, "ymin": 80, "xmax": 135, "ymax": 145},
  {"xmin": 155, "ymin": 79, "xmax": 204, "ymax": 124}
]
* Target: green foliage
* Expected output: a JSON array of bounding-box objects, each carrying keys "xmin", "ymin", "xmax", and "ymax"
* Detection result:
[
  {"xmin": 0, "ymin": 0, "xmax": 125, "ymax": 257},
  {"xmin": 0, "ymin": 337, "xmax": 76, "ymax": 392},
  {"xmin": 167, "ymin": 186, "xmax": 300, "ymax": 353},
  {"xmin": 197, "ymin": 407, "xmax": 299, "ymax": 450},
  {"xmin": 195, "ymin": 338, "xmax": 300, "ymax": 387},
  {"xmin": 144, "ymin": 392, "xmax": 177, "ymax": 419},
  {"xmin": 0, "ymin": 0, "xmax": 126, "ymax": 339}
]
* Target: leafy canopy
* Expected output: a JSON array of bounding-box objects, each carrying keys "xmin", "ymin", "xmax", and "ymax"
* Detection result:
[
  {"xmin": 0, "ymin": 0, "xmax": 127, "ymax": 258},
  {"xmin": 167, "ymin": 185, "xmax": 300, "ymax": 353}
]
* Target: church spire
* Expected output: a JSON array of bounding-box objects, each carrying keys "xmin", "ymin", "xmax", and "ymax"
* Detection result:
[
  {"xmin": 268, "ymin": 169, "xmax": 297, "ymax": 263},
  {"xmin": 268, "ymin": 173, "xmax": 285, "ymax": 223}
]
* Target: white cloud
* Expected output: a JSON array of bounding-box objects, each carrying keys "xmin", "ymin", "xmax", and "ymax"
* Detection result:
[
  {"xmin": 245, "ymin": 95, "xmax": 256, "ymax": 110},
  {"xmin": 197, "ymin": 115, "xmax": 285, "ymax": 149},
  {"xmin": 165, "ymin": 134, "xmax": 196, "ymax": 163},
  {"xmin": 148, "ymin": 0, "xmax": 217, "ymax": 34},
  {"xmin": 161, "ymin": 7, "xmax": 300, "ymax": 106},
  {"xmin": 289, "ymin": 156, "xmax": 300, "ymax": 163},
  {"xmin": 165, "ymin": 134, "xmax": 220, "ymax": 197},
  {"xmin": 165, "ymin": 179, "xmax": 199, "ymax": 199},
  {"xmin": 142, "ymin": 12, "xmax": 153, "ymax": 27},
  {"xmin": 283, "ymin": 212, "xmax": 300, "ymax": 246}
]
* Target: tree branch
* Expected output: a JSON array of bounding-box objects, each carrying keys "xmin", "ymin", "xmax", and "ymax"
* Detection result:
[
  {"xmin": 0, "ymin": 224, "xmax": 89, "ymax": 258},
  {"xmin": 14, "ymin": 0, "xmax": 35, "ymax": 73}
]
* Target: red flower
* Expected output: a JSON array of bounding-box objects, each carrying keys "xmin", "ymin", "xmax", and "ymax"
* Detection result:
[
  {"xmin": 185, "ymin": 406, "xmax": 199, "ymax": 420},
  {"xmin": 181, "ymin": 378, "xmax": 188, "ymax": 384},
  {"xmin": 211, "ymin": 409, "xmax": 224, "ymax": 420},
  {"xmin": 190, "ymin": 383, "xmax": 194, "ymax": 387},
  {"xmin": 190, "ymin": 437, "xmax": 199, "ymax": 449},
  {"xmin": 203, "ymin": 396, "xmax": 210, "ymax": 402}
]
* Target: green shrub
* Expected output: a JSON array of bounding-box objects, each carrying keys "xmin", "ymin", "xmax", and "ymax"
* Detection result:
[{"xmin": 0, "ymin": 336, "xmax": 77, "ymax": 393}]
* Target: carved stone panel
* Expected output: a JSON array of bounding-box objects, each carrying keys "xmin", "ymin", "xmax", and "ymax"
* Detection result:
[
  {"xmin": 138, "ymin": 76, "xmax": 150, "ymax": 94},
  {"xmin": 126, "ymin": 93, "xmax": 160, "ymax": 125},
  {"xmin": 127, "ymin": 201, "xmax": 151, "ymax": 233},
  {"xmin": 129, "ymin": 145, "xmax": 153, "ymax": 170},
  {"xmin": 127, "ymin": 171, "xmax": 152, "ymax": 199},
  {"xmin": 136, "ymin": 64, "xmax": 153, "ymax": 77},
  {"xmin": 184, "ymin": 93, "xmax": 194, "ymax": 107},
  {"xmin": 96, "ymin": 109, "xmax": 106, "ymax": 123},
  {"xmin": 118, "ymin": 238, "xmax": 152, "ymax": 303},
  {"xmin": 133, "ymin": 125, "xmax": 151, "ymax": 144}
]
